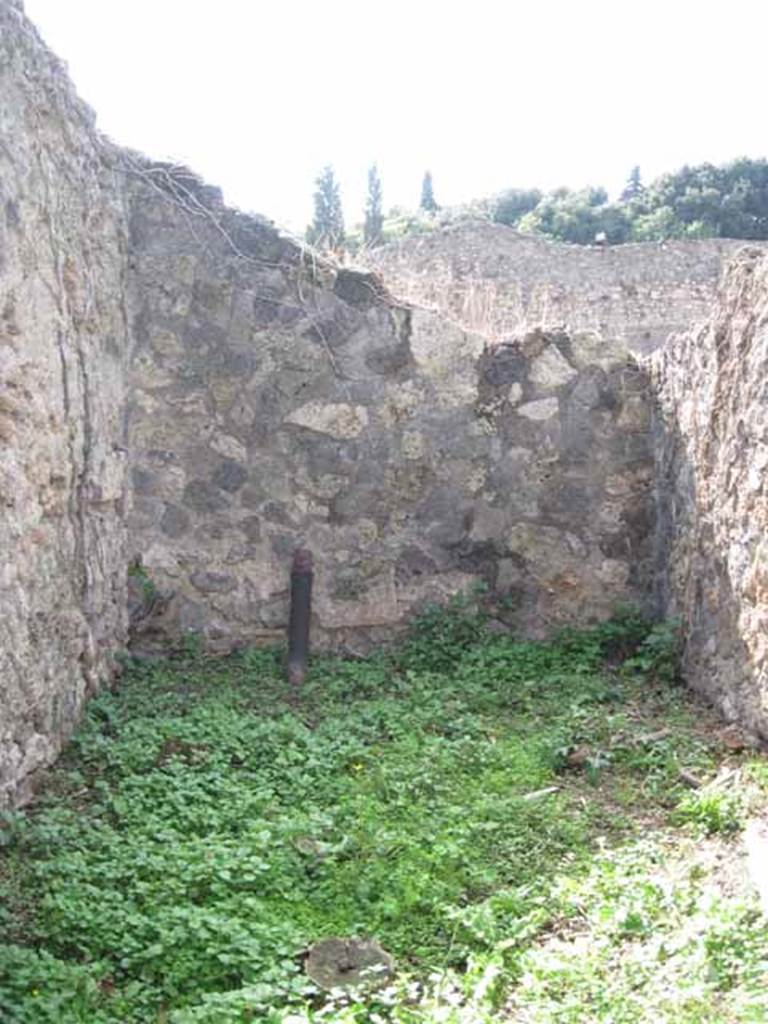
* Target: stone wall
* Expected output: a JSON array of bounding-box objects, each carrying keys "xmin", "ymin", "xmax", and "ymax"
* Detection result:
[
  {"xmin": 0, "ymin": 1, "xmax": 130, "ymax": 804},
  {"xmin": 124, "ymin": 174, "xmax": 654, "ymax": 651},
  {"xmin": 2, "ymin": 0, "xmax": 654, "ymax": 799},
  {"xmin": 3, "ymin": 0, "xmax": 768, "ymax": 805},
  {"xmin": 367, "ymin": 222, "xmax": 760, "ymax": 354},
  {"xmin": 651, "ymin": 248, "xmax": 768, "ymax": 739}
]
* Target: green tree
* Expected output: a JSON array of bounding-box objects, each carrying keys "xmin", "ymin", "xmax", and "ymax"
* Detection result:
[
  {"xmin": 420, "ymin": 170, "xmax": 438, "ymax": 213},
  {"xmin": 491, "ymin": 188, "xmax": 542, "ymax": 227},
  {"xmin": 363, "ymin": 164, "xmax": 384, "ymax": 247},
  {"xmin": 620, "ymin": 166, "xmax": 644, "ymax": 203},
  {"xmin": 630, "ymin": 207, "xmax": 688, "ymax": 242},
  {"xmin": 718, "ymin": 157, "xmax": 768, "ymax": 237},
  {"xmin": 306, "ymin": 165, "xmax": 345, "ymax": 252},
  {"xmin": 518, "ymin": 186, "xmax": 630, "ymax": 245},
  {"xmin": 640, "ymin": 158, "xmax": 768, "ymax": 240}
]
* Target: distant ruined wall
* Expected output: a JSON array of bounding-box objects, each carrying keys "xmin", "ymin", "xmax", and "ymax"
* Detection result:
[
  {"xmin": 124, "ymin": 173, "xmax": 654, "ymax": 651},
  {"xmin": 367, "ymin": 222, "xmax": 760, "ymax": 355},
  {"xmin": 651, "ymin": 249, "xmax": 768, "ymax": 739},
  {"xmin": 0, "ymin": 1, "xmax": 130, "ymax": 804}
]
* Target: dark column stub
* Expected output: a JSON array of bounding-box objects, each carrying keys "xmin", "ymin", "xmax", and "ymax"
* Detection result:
[{"xmin": 287, "ymin": 548, "xmax": 313, "ymax": 693}]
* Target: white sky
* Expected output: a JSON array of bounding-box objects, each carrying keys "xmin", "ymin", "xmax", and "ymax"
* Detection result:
[{"xmin": 23, "ymin": 0, "xmax": 768, "ymax": 233}]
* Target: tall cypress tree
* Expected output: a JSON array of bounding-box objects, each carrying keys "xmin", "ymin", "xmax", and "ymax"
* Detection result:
[
  {"xmin": 363, "ymin": 164, "xmax": 383, "ymax": 247},
  {"xmin": 620, "ymin": 165, "xmax": 644, "ymax": 203},
  {"xmin": 420, "ymin": 170, "xmax": 438, "ymax": 213},
  {"xmin": 307, "ymin": 165, "xmax": 345, "ymax": 252}
]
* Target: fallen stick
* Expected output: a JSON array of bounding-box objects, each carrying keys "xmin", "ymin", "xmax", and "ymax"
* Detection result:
[
  {"xmin": 522, "ymin": 786, "xmax": 560, "ymax": 801},
  {"xmin": 702, "ymin": 767, "xmax": 740, "ymax": 791},
  {"xmin": 678, "ymin": 769, "xmax": 703, "ymax": 789},
  {"xmin": 633, "ymin": 728, "xmax": 671, "ymax": 746}
]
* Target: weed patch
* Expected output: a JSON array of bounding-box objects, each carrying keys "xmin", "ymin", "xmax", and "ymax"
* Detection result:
[{"xmin": 0, "ymin": 610, "xmax": 765, "ymax": 1022}]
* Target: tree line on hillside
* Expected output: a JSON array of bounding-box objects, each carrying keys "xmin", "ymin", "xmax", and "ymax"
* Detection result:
[{"xmin": 305, "ymin": 158, "xmax": 768, "ymax": 254}]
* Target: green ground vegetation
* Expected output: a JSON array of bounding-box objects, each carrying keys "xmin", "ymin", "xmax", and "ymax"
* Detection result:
[{"xmin": 1, "ymin": 604, "xmax": 766, "ymax": 1022}]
